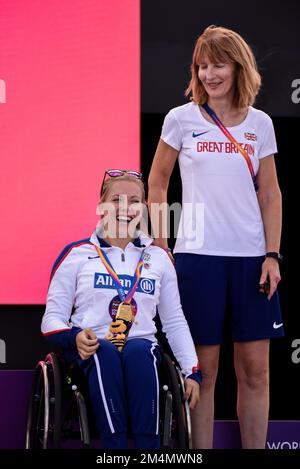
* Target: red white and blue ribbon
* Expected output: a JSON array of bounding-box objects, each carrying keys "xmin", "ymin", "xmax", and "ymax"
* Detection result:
[
  {"xmin": 94, "ymin": 245, "xmax": 144, "ymax": 303},
  {"xmin": 203, "ymin": 102, "xmax": 258, "ymax": 191}
]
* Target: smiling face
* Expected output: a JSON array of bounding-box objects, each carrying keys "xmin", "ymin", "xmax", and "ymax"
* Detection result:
[
  {"xmin": 186, "ymin": 26, "xmax": 261, "ymax": 108},
  {"xmin": 99, "ymin": 179, "xmax": 144, "ymax": 239},
  {"xmin": 198, "ymin": 58, "xmax": 236, "ymax": 102}
]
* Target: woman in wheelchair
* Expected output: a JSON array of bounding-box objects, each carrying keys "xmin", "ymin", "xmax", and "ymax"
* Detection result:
[{"xmin": 41, "ymin": 170, "xmax": 201, "ymax": 449}]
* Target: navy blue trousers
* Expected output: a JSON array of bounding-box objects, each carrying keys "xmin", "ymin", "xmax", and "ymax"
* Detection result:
[{"xmin": 78, "ymin": 338, "xmax": 162, "ymax": 449}]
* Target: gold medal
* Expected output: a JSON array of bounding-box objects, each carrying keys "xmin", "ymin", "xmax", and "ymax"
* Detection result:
[
  {"xmin": 116, "ymin": 302, "xmax": 134, "ymax": 322},
  {"xmin": 105, "ymin": 301, "xmax": 136, "ymax": 351}
]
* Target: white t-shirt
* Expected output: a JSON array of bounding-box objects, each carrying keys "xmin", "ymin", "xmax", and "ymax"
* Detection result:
[{"xmin": 161, "ymin": 102, "xmax": 278, "ymax": 256}]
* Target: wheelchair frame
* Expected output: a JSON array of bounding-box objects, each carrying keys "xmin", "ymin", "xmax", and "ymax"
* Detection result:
[{"xmin": 25, "ymin": 350, "xmax": 192, "ymax": 449}]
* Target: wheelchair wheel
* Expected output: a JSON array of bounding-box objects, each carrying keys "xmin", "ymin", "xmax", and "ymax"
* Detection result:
[
  {"xmin": 160, "ymin": 353, "xmax": 191, "ymax": 449},
  {"xmin": 75, "ymin": 389, "xmax": 91, "ymax": 448},
  {"xmin": 174, "ymin": 364, "xmax": 192, "ymax": 449},
  {"xmin": 25, "ymin": 352, "xmax": 62, "ymax": 448},
  {"xmin": 25, "ymin": 360, "xmax": 47, "ymax": 448},
  {"xmin": 45, "ymin": 352, "xmax": 62, "ymax": 448}
]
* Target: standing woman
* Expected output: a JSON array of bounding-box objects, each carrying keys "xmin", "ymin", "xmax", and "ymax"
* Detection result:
[{"xmin": 148, "ymin": 25, "xmax": 283, "ymax": 449}]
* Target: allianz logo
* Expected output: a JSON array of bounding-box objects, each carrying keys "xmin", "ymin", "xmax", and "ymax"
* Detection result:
[
  {"xmin": 0, "ymin": 339, "xmax": 6, "ymax": 363},
  {"xmin": 267, "ymin": 441, "xmax": 300, "ymax": 449},
  {"xmin": 140, "ymin": 278, "xmax": 155, "ymax": 294},
  {"xmin": 94, "ymin": 274, "xmax": 155, "ymax": 294},
  {"xmin": 95, "ymin": 274, "xmax": 132, "ymax": 288}
]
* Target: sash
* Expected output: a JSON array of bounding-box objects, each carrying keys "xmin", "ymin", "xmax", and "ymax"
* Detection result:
[{"xmin": 202, "ymin": 102, "xmax": 258, "ymax": 191}]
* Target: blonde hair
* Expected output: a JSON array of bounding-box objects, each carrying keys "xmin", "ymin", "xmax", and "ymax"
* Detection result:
[
  {"xmin": 185, "ymin": 25, "xmax": 261, "ymax": 108},
  {"xmin": 100, "ymin": 174, "xmax": 146, "ymax": 203}
]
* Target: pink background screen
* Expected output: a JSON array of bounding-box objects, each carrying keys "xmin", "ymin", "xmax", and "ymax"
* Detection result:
[{"xmin": 0, "ymin": 0, "xmax": 140, "ymax": 303}]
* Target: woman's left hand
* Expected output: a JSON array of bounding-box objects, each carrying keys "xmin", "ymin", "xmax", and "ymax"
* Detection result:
[
  {"xmin": 184, "ymin": 378, "xmax": 200, "ymax": 409},
  {"xmin": 259, "ymin": 257, "xmax": 281, "ymax": 300}
]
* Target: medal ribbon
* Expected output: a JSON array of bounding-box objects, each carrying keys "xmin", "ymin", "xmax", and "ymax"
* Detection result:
[
  {"xmin": 94, "ymin": 245, "xmax": 144, "ymax": 303},
  {"xmin": 202, "ymin": 102, "xmax": 258, "ymax": 191}
]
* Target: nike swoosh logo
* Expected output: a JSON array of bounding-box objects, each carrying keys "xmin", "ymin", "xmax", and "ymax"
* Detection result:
[
  {"xmin": 192, "ymin": 131, "xmax": 209, "ymax": 138},
  {"xmin": 88, "ymin": 255, "xmax": 99, "ymax": 259},
  {"xmin": 273, "ymin": 322, "xmax": 283, "ymax": 329}
]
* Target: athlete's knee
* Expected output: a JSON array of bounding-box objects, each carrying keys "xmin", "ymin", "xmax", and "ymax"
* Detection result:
[
  {"xmin": 98, "ymin": 338, "xmax": 118, "ymax": 351},
  {"xmin": 93, "ymin": 339, "xmax": 121, "ymax": 361},
  {"xmin": 123, "ymin": 338, "xmax": 152, "ymax": 357},
  {"xmin": 195, "ymin": 344, "xmax": 220, "ymax": 391},
  {"xmin": 122, "ymin": 339, "xmax": 161, "ymax": 367},
  {"xmin": 198, "ymin": 359, "xmax": 219, "ymax": 391},
  {"xmin": 236, "ymin": 363, "xmax": 269, "ymax": 391},
  {"xmin": 200, "ymin": 368, "xmax": 218, "ymax": 391}
]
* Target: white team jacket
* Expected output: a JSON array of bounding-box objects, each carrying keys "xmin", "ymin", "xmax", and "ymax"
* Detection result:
[{"xmin": 41, "ymin": 231, "xmax": 199, "ymax": 378}]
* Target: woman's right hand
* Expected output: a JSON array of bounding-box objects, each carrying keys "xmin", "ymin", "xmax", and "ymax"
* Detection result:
[{"xmin": 76, "ymin": 328, "xmax": 99, "ymax": 360}]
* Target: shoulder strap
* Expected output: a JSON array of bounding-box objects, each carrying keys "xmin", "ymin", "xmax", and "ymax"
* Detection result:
[{"xmin": 202, "ymin": 103, "xmax": 258, "ymax": 191}]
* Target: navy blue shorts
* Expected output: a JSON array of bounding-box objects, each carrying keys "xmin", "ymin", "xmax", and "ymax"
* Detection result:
[{"xmin": 175, "ymin": 254, "xmax": 284, "ymax": 345}]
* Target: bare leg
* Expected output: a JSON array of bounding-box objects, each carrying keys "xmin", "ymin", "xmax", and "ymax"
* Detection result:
[
  {"xmin": 234, "ymin": 340, "xmax": 270, "ymax": 449},
  {"xmin": 191, "ymin": 345, "xmax": 220, "ymax": 449}
]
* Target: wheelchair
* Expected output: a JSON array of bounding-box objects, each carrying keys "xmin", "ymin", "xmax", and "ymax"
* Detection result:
[{"xmin": 25, "ymin": 349, "xmax": 192, "ymax": 449}]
